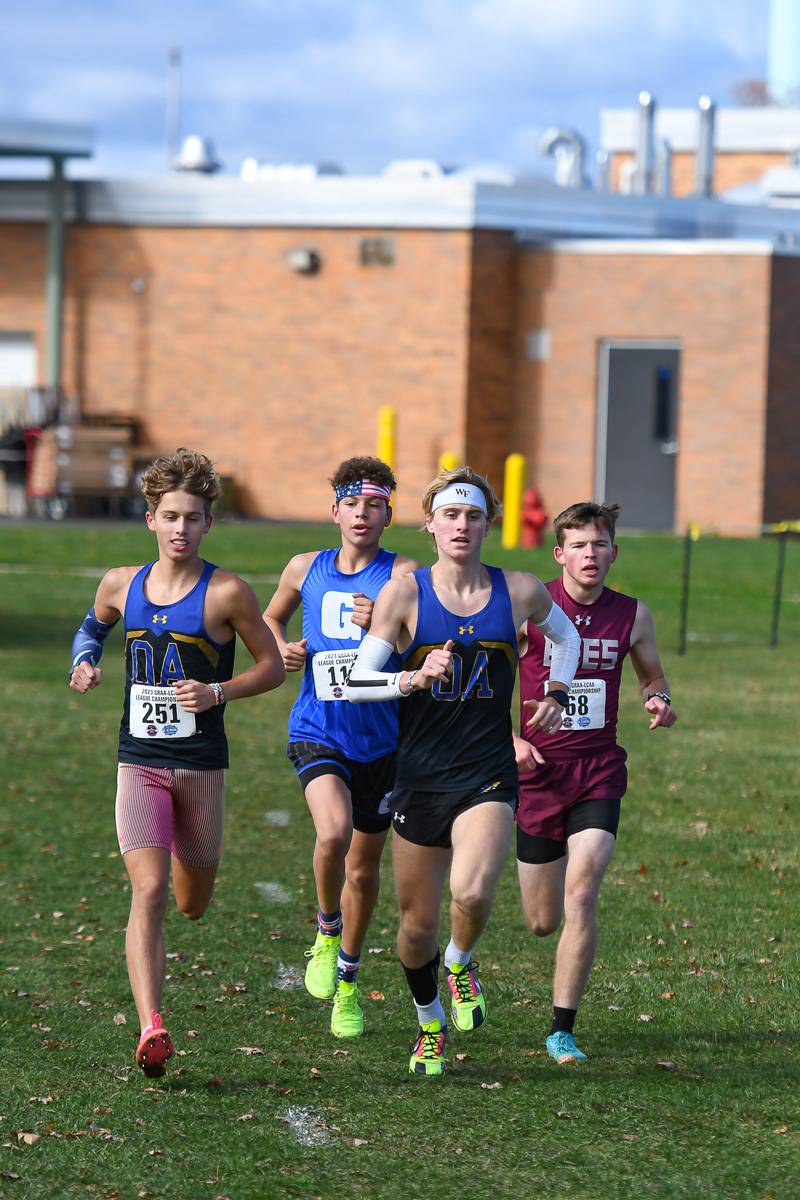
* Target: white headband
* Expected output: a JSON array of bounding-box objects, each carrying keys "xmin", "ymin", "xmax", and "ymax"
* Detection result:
[{"xmin": 430, "ymin": 482, "xmax": 488, "ymax": 514}]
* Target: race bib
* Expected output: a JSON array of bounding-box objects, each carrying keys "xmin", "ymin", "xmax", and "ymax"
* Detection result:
[
  {"xmin": 548, "ymin": 678, "xmax": 606, "ymax": 731},
  {"xmin": 312, "ymin": 649, "xmax": 357, "ymax": 701},
  {"xmin": 129, "ymin": 684, "xmax": 196, "ymax": 739}
]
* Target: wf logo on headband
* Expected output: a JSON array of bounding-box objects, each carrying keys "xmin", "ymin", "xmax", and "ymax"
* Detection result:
[{"xmin": 456, "ymin": 487, "xmax": 469, "ymax": 497}]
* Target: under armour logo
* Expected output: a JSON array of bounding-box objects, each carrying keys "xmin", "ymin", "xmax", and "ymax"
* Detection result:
[
  {"xmin": 458, "ymin": 624, "xmax": 474, "ymax": 635},
  {"xmin": 393, "ymin": 812, "xmax": 406, "ymax": 824},
  {"xmin": 574, "ymin": 615, "xmax": 591, "ymax": 627},
  {"xmin": 152, "ymin": 614, "xmax": 168, "ymax": 625}
]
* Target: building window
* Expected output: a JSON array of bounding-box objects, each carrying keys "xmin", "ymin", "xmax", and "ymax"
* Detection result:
[{"xmin": 359, "ymin": 237, "xmax": 395, "ymax": 267}]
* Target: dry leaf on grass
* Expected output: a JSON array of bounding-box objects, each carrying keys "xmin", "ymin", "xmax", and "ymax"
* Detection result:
[
  {"xmin": 17, "ymin": 1132, "xmax": 39, "ymax": 1146},
  {"xmin": 113, "ymin": 1013, "xmax": 127, "ymax": 1025},
  {"xmin": 367, "ymin": 990, "xmax": 385, "ymax": 1001}
]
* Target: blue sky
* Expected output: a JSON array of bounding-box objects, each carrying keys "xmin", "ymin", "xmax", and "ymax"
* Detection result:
[{"xmin": 0, "ymin": 0, "xmax": 769, "ymax": 179}]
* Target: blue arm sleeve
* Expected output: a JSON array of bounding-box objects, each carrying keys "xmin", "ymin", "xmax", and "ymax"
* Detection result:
[{"xmin": 70, "ymin": 608, "xmax": 118, "ymax": 675}]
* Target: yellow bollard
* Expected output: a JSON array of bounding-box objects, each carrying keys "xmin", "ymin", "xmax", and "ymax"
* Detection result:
[
  {"xmin": 438, "ymin": 451, "xmax": 459, "ymax": 474},
  {"xmin": 502, "ymin": 453, "xmax": 526, "ymax": 549},
  {"xmin": 377, "ymin": 406, "xmax": 396, "ymax": 470}
]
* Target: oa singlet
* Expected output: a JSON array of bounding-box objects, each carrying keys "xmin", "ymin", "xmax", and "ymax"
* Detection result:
[
  {"xmin": 288, "ymin": 548, "xmax": 400, "ymax": 761},
  {"xmin": 519, "ymin": 578, "xmax": 637, "ymax": 761},
  {"xmin": 396, "ymin": 565, "xmax": 518, "ymax": 791},
  {"xmin": 118, "ymin": 560, "xmax": 235, "ymax": 770}
]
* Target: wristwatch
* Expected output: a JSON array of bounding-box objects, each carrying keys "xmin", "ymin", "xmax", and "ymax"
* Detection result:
[
  {"xmin": 545, "ymin": 689, "xmax": 570, "ymax": 708},
  {"xmin": 402, "ymin": 670, "xmax": 420, "ymax": 696},
  {"xmin": 646, "ymin": 690, "xmax": 671, "ymax": 706}
]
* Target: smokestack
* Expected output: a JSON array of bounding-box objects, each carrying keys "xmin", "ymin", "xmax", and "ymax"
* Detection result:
[
  {"xmin": 656, "ymin": 139, "xmax": 673, "ymax": 195},
  {"xmin": 635, "ymin": 91, "xmax": 656, "ymax": 195},
  {"xmin": 695, "ymin": 95, "xmax": 716, "ymax": 197}
]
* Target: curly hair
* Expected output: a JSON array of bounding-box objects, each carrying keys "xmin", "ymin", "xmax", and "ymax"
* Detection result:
[
  {"xmin": 553, "ymin": 501, "xmax": 620, "ymax": 546},
  {"xmin": 329, "ymin": 456, "xmax": 396, "ymax": 494},
  {"xmin": 421, "ymin": 465, "xmax": 501, "ymax": 523},
  {"xmin": 140, "ymin": 448, "xmax": 222, "ymax": 513}
]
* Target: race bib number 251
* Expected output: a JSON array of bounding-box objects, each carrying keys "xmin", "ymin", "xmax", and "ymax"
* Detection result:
[{"xmin": 129, "ymin": 684, "xmax": 196, "ymax": 739}]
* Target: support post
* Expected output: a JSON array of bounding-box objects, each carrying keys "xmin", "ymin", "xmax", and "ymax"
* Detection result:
[
  {"xmin": 502, "ymin": 453, "xmax": 526, "ymax": 550},
  {"xmin": 45, "ymin": 155, "xmax": 66, "ymax": 392}
]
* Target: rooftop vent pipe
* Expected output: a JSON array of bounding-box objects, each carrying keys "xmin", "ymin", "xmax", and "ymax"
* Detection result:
[
  {"xmin": 695, "ymin": 96, "xmax": 716, "ymax": 197},
  {"xmin": 540, "ymin": 128, "xmax": 587, "ymax": 187},
  {"xmin": 656, "ymin": 139, "xmax": 673, "ymax": 196},
  {"xmin": 635, "ymin": 91, "xmax": 656, "ymax": 195}
]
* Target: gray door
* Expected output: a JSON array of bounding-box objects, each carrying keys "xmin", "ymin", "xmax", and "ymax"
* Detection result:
[{"xmin": 595, "ymin": 341, "xmax": 679, "ymax": 531}]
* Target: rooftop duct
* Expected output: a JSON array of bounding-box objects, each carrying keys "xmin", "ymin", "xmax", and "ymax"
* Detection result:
[
  {"xmin": 695, "ymin": 96, "xmax": 716, "ymax": 197},
  {"xmin": 540, "ymin": 128, "xmax": 587, "ymax": 187},
  {"xmin": 635, "ymin": 91, "xmax": 656, "ymax": 195}
]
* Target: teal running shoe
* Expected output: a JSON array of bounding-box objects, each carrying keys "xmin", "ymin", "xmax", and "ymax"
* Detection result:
[{"xmin": 546, "ymin": 1031, "xmax": 588, "ymax": 1064}]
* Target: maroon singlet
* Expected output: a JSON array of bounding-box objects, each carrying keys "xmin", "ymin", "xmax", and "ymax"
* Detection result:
[{"xmin": 519, "ymin": 578, "xmax": 638, "ymax": 761}]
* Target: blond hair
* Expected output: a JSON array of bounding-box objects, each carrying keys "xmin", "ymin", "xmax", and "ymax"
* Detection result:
[
  {"xmin": 421, "ymin": 466, "xmax": 501, "ymax": 523},
  {"xmin": 140, "ymin": 448, "xmax": 222, "ymax": 514}
]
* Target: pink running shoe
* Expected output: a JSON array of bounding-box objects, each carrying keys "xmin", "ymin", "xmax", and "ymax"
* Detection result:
[{"xmin": 135, "ymin": 1010, "xmax": 174, "ymax": 1078}]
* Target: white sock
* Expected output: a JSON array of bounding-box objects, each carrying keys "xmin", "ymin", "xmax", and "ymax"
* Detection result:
[
  {"xmin": 414, "ymin": 996, "xmax": 446, "ymax": 1027},
  {"xmin": 444, "ymin": 939, "xmax": 472, "ymax": 969}
]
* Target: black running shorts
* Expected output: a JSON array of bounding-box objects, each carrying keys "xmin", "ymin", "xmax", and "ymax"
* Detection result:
[
  {"xmin": 388, "ymin": 777, "xmax": 517, "ymax": 849},
  {"xmin": 287, "ymin": 740, "xmax": 395, "ymax": 834}
]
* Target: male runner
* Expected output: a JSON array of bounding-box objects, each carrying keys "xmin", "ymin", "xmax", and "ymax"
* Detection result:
[
  {"xmin": 69, "ymin": 448, "xmax": 284, "ymax": 1077},
  {"xmin": 515, "ymin": 501, "xmax": 677, "ymax": 1065},
  {"xmin": 264, "ymin": 456, "xmax": 417, "ymax": 1037},
  {"xmin": 346, "ymin": 466, "xmax": 580, "ymax": 1075}
]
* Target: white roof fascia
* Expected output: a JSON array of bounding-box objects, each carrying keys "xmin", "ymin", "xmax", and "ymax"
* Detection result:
[
  {"xmin": 601, "ymin": 106, "xmax": 800, "ymax": 153},
  {"xmin": 4, "ymin": 174, "xmax": 800, "ymax": 250}
]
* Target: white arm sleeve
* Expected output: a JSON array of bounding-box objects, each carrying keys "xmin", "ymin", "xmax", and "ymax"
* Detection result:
[
  {"xmin": 345, "ymin": 634, "xmax": 405, "ymax": 703},
  {"xmin": 535, "ymin": 601, "xmax": 580, "ymax": 687}
]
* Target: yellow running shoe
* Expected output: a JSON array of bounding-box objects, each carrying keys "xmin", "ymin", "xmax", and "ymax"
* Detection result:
[
  {"xmin": 445, "ymin": 960, "xmax": 486, "ymax": 1031},
  {"xmin": 409, "ymin": 1019, "xmax": 447, "ymax": 1076},
  {"xmin": 330, "ymin": 980, "xmax": 364, "ymax": 1038},
  {"xmin": 304, "ymin": 931, "xmax": 340, "ymax": 999}
]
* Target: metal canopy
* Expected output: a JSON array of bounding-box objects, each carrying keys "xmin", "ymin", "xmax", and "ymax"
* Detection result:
[
  {"xmin": 0, "ymin": 118, "xmax": 93, "ymax": 159},
  {"xmin": 0, "ymin": 119, "xmax": 94, "ymax": 390}
]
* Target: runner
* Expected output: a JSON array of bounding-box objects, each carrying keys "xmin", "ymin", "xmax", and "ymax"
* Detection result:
[
  {"xmin": 69, "ymin": 448, "xmax": 284, "ymax": 1075},
  {"xmin": 515, "ymin": 501, "xmax": 677, "ymax": 1064},
  {"xmin": 264, "ymin": 456, "xmax": 417, "ymax": 1036},
  {"xmin": 346, "ymin": 466, "xmax": 580, "ymax": 1074}
]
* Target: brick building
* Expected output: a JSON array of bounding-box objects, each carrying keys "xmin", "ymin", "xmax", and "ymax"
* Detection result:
[{"xmin": 1, "ymin": 173, "xmax": 799, "ymax": 533}]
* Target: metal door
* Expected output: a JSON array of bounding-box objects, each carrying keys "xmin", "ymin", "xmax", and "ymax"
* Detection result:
[{"xmin": 595, "ymin": 340, "xmax": 679, "ymax": 531}]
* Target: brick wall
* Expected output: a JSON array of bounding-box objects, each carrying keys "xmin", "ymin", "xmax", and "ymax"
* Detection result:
[
  {"xmin": 611, "ymin": 150, "xmax": 787, "ymax": 196},
  {"xmin": 464, "ymin": 230, "xmax": 518, "ymax": 494},
  {"xmin": 45, "ymin": 224, "xmax": 474, "ymax": 523},
  {"xmin": 514, "ymin": 248, "xmax": 773, "ymax": 535}
]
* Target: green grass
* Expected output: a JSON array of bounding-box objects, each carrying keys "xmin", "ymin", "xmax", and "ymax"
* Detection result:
[{"xmin": 1, "ymin": 521, "xmax": 799, "ymax": 1199}]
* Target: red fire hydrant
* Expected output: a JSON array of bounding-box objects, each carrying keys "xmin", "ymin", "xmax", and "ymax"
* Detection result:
[{"xmin": 521, "ymin": 487, "xmax": 548, "ymax": 548}]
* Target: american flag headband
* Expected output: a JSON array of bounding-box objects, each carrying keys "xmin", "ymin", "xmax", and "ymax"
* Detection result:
[{"xmin": 334, "ymin": 479, "xmax": 392, "ymax": 503}]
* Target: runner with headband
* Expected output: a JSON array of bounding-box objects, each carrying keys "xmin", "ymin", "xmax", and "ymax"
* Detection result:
[
  {"xmin": 264, "ymin": 456, "xmax": 417, "ymax": 1037},
  {"xmin": 346, "ymin": 465, "xmax": 580, "ymax": 1076}
]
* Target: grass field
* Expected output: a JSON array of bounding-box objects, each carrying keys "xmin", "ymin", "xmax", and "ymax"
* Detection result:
[{"xmin": 1, "ymin": 519, "xmax": 799, "ymax": 1200}]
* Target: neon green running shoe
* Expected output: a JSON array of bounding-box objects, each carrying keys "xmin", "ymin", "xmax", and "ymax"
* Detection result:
[
  {"xmin": 330, "ymin": 980, "xmax": 364, "ymax": 1038},
  {"xmin": 445, "ymin": 960, "xmax": 486, "ymax": 1031},
  {"xmin": 409, "ymin": 1019, "xmax": 447, "ymax": 1076},
  {"xmin": 304, "ymin": 931, "xmax": 340, "ymax": 999}
]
